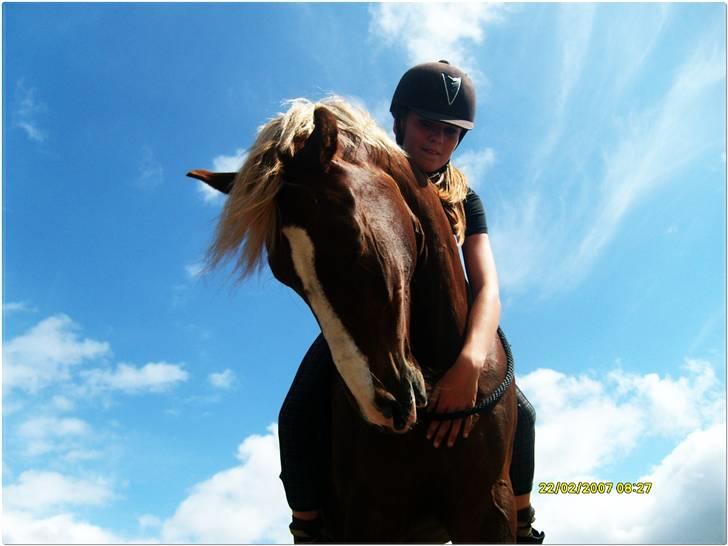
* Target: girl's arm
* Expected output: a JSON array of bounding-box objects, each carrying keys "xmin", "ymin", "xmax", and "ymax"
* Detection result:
[
  {"xmin": 427, "ymin": 233, "xmax": 501, "ymax": 447},
  {"xmin": 461, "ymin": 232, "xmax": 501, "ymax": 365}
]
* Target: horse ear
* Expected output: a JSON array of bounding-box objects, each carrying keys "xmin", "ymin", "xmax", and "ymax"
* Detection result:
[
  {"xmin": 295, "ymin": 106, "xmax": 338, "ymax": 170},
  {"xmin": 186, "ymin": 170, "xmax": 237, "ymax": 194}
]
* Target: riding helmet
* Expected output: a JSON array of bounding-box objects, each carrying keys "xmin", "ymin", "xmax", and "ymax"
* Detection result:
[{"xmin": 390, "ymin": 60, "xmax": 476, "ymax": 130}]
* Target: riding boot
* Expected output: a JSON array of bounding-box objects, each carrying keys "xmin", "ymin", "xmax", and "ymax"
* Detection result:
[
  {"xmin": 289, "ymin": 516, "xmax": 323, "ymax": 544},
  {"xmin": 516, "ymin": 506, "xmax": 545, "ymax": 544}
]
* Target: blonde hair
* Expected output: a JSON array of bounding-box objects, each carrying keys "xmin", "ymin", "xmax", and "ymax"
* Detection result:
[
  {"xmin": 206, "ymin": 96, "xmax": 404, "ymax": 280},
  {"xmin": 430, "ymin": 163, "xmax": 469, "ymax": 246}
]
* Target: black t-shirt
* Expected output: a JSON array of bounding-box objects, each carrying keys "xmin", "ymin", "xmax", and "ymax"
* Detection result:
[{"xmin": 463, "ymin": 188, "xmax": 488, "ymax": 237}]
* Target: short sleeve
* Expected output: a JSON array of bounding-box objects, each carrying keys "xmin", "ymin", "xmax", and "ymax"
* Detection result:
[{"xmin": 463, "ymin": 188, "xmax": 488, "ymax": 237}]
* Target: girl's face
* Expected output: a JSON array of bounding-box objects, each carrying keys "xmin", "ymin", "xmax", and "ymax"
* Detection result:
[{"xmin": 399, "ymin": 111, "xmax": 462, "ymax": 173}]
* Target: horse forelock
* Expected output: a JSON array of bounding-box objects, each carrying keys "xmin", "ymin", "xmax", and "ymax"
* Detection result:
[{"xmin": 207, "ymin": 95, "xmax": 406, "ymax": 280}]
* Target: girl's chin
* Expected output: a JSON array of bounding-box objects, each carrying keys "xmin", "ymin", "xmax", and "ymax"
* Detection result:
[{"xmin": 415, "ymin": 156, "xmax": 443, "ymax": 172}]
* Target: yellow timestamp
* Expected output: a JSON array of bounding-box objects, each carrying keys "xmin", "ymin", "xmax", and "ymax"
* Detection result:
[{"xmin": 538, "ymin": 481, "xmax": 653, "ymax": 495}]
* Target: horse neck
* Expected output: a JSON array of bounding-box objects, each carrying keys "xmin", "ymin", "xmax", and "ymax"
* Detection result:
[{"xmin": 391, "ymin": 157, "xmax": 469, "ymax": 382}]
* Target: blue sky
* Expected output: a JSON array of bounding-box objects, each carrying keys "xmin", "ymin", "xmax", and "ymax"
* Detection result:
[{"xmin": 2, "ymin": 3, "xmax": 726, "ymax": 543}]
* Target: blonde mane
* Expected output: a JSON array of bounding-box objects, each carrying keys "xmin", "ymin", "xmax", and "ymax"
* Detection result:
[{"xmin": 207, "ymin": 95, "xmax": 405, "ymax": 280}]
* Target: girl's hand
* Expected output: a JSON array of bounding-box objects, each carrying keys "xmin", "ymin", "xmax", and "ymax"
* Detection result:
[{"xmin": 426, "ymin": 353, "xmax": 482, "ymax": 448}]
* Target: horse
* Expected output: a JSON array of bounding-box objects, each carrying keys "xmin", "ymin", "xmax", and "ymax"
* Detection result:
[{"xmin": 188, "ymin": 96, "xmax": 517, "ymax": 542}]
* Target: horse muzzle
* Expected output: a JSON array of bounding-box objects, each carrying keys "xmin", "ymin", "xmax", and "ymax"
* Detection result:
[{"xmin": 373, "ymin": 368, "xmax": 426, "ymax": 432}]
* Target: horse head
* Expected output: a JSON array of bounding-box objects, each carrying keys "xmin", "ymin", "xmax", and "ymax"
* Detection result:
[{"xmin": 190, "ymin": 99, "xmax": 431, "ymax": 433}]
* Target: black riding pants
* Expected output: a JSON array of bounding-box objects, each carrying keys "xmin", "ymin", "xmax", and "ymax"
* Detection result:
[{"xmin": 278, "ymin": 333, "xmax": 537, "ymax": 511}]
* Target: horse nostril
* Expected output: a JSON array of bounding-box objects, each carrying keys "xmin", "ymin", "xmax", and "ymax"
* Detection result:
[
  {"xmin": 375, "ymin": 390, "xmax": 413, "ymax": 431},
  {"xmin": 390, "ymin": 399, "xmax": 410, "ymax": 431}
]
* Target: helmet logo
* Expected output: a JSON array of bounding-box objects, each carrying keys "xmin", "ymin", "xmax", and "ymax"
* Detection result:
[{"xmin": 442, "ymin": 73, "xmax": 462, "ymax": 106}]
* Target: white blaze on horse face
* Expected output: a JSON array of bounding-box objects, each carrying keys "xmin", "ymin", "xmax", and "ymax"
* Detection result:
[{"xmin": 282, "ymin": 226, "xmax": 392, "ymax": 428}]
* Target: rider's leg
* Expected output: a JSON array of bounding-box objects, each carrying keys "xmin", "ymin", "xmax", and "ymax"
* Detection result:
[
  {"xmin": 278, "ymin": 334, "xmax": 334, "ymax": 542},
  {"xmin": 511, "ymin": 386, "xmax": 545, "ymax": 544}
]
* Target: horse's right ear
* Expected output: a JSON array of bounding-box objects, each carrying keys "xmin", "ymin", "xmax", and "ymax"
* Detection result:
[
  {"xmin": 295, "ymin": 106, "xmax": 338, "ymax": 171},
  {"xmin": 186, "ymin": 170, "xmax": 237, "ymax": 194}
]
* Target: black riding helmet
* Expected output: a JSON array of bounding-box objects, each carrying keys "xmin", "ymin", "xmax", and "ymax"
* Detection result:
[{"xmin": 390, "ymin": 60, "xmax": 476, "ymax": 146}]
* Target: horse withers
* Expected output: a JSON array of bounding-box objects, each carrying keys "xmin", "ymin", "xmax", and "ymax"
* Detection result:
[{"xmin": 189, "ymin": 97, "xmax": 517, "ymax": 542}]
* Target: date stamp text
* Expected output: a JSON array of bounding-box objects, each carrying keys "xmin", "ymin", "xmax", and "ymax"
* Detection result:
[{"xmin": 537, "ymin": 481, "xmax": 653, "ymax": 495}]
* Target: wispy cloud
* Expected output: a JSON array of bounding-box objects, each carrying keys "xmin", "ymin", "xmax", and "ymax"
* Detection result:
[
  {"xmin": 3, "ymin": 301, "xmax": 37, "ymax": 314},
  {"xmin": 17, "ymin": 416, "xmax": 91, "ymax": 457},
  {"xmin": 185, "ymin": 262, "xmax": 204, "ymax": 279},
  {"xmin": 136, "ymin": 146, "xmax": 164, "ymax": 190},
  {"xmin": 138, "ymin": 514, "xmax": 162, "ymax": 530},
  {"xmin": 494, "ymin": 34, "xmax": 725, "ymax": 296},
  {"xmin": 369, "ymin": 3, "xmax": 507, "ymax": 81},
  {"xmin": 51, "ymin": 395, "xmax": 75, "ymax": 412},
  {"xmin": 12, "ymin": 80, "xmax": 48, "ymax": 143},
  {"xmin": 81, "ymin": 362, "xmax": 189, "ymax": 394},
  {"xmin": 4, "ymin": 314, "xmax": 111, "ymax": 394},
  {"xmin": 529, "ymin": 4, "xmax": 596, "ymax": 173},
  {"xmin": 559, "ymin": 41, "xmax": 724, "ymax": 290},
  {"xmin": 161, "ymin": 424, "xmax": 290, "ymax": 544},
  {"xmin": 455, "ymin": 147, "xmax": 496, "ymax": 191},
  {"xmin": 208, "ymin": 369, "xmax": 236, "ymax": 390}
]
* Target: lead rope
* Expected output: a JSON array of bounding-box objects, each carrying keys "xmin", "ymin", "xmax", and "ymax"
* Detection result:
[{"xmin": 426, "ymin": 326, "xmax": 515, "ymax": 421}]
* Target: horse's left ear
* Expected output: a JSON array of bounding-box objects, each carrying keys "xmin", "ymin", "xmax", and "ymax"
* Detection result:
[
  {"xmin": 186, "ymin": 170, "xmax": 237, "ymax": 194},
  {"xmin": 294, "ymin": 106, "xmax": 338, "ymax": 171}
]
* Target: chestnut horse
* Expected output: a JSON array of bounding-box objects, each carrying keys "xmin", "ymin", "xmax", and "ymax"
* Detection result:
[{"xmin": 189, "ymin": 97, "xmax": 517, "ymax": 542}]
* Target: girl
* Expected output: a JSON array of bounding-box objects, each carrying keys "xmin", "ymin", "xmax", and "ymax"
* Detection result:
[{"xmin": 279, "ymin": 60, "xmax": 544, "ymax": 544}]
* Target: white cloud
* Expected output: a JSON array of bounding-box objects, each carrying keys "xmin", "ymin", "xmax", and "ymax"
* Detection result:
[
  {"xmin": 3, "ymin": 301, "xmax": 36, "ymax": 314},
  {"xmin": 2, "ymin": 511, "xmax": 125, "ymax": 544},
  {"xmin": 52, "ymin": 395, "xmax": 75, "ymax": 412},
  {"xmin": 533, "ymin": 423, "xmax": 726, "ymax": 544},
  {"xmin": 455, "ymin": 147, "xmax": 496, "ymax": 190},
  {"xmin": 213, "ymin": 148, "xmax": 247, "ymax": 172},
  {"xmin": 17, "ymin": 121, "xmax": 47, "ymax": 142},
  {"xmin": 520, "ymin": 358, "xmax": 724, "ymax": 480},
  {"xmin": 4, "ymin": 314, "xmax": 110, "ymax": 393},
  {"xmin": 136, "ymin": 146, "xmax": 164, "ymax": 189},
  {"xmin": 369, "ymin": 3, "xmax": 507, "ymax": 79},
  {"xmin": 208, "ymin": 369, "xmax": 236, "ymax": 390},
  {"xmin": 81, "ymin": 362, "xmax": 189, "ymax": 394},
  {"xmin": 4, "ymin": 470, "xmax": 113, "ymax": 513},
  {"xmin": 518, "ymin": 358, "xmax": 726, "ymax": 542},
  {"xmin": 196, "ymin": 181, "xmax": 226, "ymax": 205},
  {"xmin": 195, "ymin": 148, "xmax": 247, "ymax": 205},
  {"xmin": 161, "ymin": 424, "xmax": 290, "ymax": 544},
  {"xmin": 17, "ymin": 416, "xmax": 91, "ymax": 457},
  {"xmin": 185, "ymin": 262, "xmax": 204, "ymax": 279},
  {"xmin": 63, "ymin": 449, "xmax": 103, "ymax": 463},
  {"xmin": 138, "ymin": 514, "xmax": 162, "ymax": 530},
  {"xmin": 13, "ymin": 80, "xmax": 48, "ymax": 143}
]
